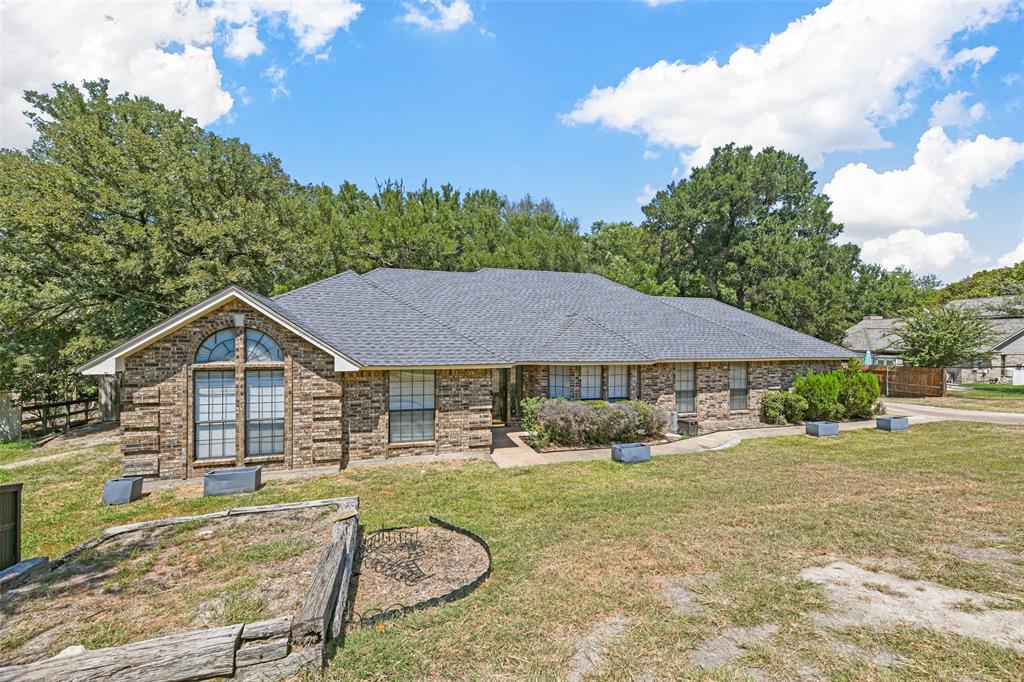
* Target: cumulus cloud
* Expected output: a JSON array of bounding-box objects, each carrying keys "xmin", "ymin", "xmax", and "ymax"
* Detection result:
[
  {"xmin": 998, "ymin": 239, "xmax": 1024, "ymax": 267},
  {"xmin": 263, "ymin": 65, "xmax": 290, "ymax": 100},
  {"xmin": 636, "ymin": 184, "xmax": 657, "ymax": 206},
  {"xmin": 860, "ymin": 229, "xmax": 978, "ymax": 278},
  {"xmin": 562, "ymin": 0, "xmax": 1012, "ymax": 168},
  {"xmin": 642, "ymin": 149, "xmax": 661, "ymax": 160},
  {"xmin": 929, "ymin": 91, "xmax": 985, "ymax": 127},
  {"xmin": 400, "ymin": 0, "xmax": 474, "ymax": 32},
  {"xmin": 825, "ymin": 127, "xmax": 1024, "ymax": 235},
  {"xmin": 0, "ymin": 0, "xmax": 362, "ymax": 148},
  {"xmin": 225, "ymin": 24, "xmax": 265, "ymax": 60}
]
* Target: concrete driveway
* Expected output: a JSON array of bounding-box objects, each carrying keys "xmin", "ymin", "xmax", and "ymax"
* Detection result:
[{"xmin": 883, "ymin": 401, "xmax": 1024, "ymax": 426}]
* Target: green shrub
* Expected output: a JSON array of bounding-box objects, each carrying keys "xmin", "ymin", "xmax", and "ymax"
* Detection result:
[
  {"xmin": 527, "ymin": 399, "xmax": 668, "ymax": 448},
  {"xmin": 836, "ymin": 360, "xmax": 881, "ymax": 419},
  {"xmin": 781, "ymin": 392, "xmax": 808, "ymax": 423},
  {"xmin": 760, "ymin": 392, "xmax": 786, "ymax": 424},
  {"xmin": 792, "ymin": 370, "xmax": 842, "ymax": 421}
]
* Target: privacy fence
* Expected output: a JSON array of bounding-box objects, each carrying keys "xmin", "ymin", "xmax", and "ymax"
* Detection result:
[{"xmin": 864, "ymin": 364, "xmax": 945, "ymax": 398}]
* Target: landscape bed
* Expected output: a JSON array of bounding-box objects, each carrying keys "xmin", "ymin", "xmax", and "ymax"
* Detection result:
[
  {"xmin": 1, "ymin": 421, "xmax": 1022, "ymax": 680},
  {"xmin": 0, "ymin": 497, "xmax": 358, "ymax": 681}
]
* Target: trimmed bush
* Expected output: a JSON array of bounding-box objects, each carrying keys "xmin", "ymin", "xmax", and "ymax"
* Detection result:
[
  {"xmin": 792, "ymin": 371, "xmax": 842, "ymax": 421},
  {"xmin": 760, "ymin": 390, "xmax": 809, "ymax": 424},
  {"xmin": 836, "ymin": 360, "xmax": 881, "ymax": 419},
  {"xmin": 760, "ymin": 392, "xmax": 786, "ymax": 424},
  {"xmin": 781, "ymin": 392, "xmax": 808, "ymax": 424},
  {"xmin": 521, "ymin": 398, "xmax": 668, "ymax": 448}
]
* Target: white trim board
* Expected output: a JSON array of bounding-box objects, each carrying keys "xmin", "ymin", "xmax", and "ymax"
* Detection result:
[{"xmin": 78, "ymin": 287, "xmax": 360, "ymax": 375}]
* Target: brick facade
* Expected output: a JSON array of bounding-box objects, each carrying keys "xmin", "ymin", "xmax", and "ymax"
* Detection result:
[
  {"xmin": 120, "ymin": 302, "xmax": 492, "ymax": 479},
  {"xmin": 119, "ymin": 300, "xmax": 842, "ymax": 479}
]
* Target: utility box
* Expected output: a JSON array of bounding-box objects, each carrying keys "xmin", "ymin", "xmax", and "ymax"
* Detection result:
[{"xmin": 0, "ymin": 483, "xmax": 22, "ymax": 571}]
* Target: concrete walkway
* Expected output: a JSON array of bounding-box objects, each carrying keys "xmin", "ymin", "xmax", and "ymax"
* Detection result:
[
  {"xmin": 883, "ymin": 400, "xmax": 1024, "ymax": 426},
  {"xmin": 490, "ymin": 415, "xmax": 941, "ymax": 469}
]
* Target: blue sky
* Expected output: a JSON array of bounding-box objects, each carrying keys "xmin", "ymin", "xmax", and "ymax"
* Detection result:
[{"xmin": 3, "ymin": 0, "xmax": 1023, "ymax": 282}]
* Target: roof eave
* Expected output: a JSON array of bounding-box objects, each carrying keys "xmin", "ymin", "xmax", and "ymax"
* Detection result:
[{"xmin": 78, "ymin": 287, "xmax": 361, "ymax": 375}]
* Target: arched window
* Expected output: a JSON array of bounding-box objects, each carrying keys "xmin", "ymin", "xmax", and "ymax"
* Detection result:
[
  {"xmin": 195, "ymin": 329, "xmax": 235, "ymax": 363},
  {"xmin": 245, "ymin": 330, "xmax": 284, "ymax": 362},
  {"xmin": 194, "ymin": 327, "xmax": 286, "ymax": 460}
]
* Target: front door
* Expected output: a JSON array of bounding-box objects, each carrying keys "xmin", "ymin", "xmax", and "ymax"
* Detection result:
[{"xmin": 491, "ymin": 368, "xmax": 508, "ymax": 424}]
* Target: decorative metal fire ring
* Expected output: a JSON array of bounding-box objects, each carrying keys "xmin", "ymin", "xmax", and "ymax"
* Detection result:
[{"xmin": 347, "ymin": 516, "xmax": 492, "ymax": 628}]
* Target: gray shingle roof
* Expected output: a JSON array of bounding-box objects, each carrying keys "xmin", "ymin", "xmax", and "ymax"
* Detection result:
[{"xmin": 269, "ymin": 268, "xmax": 851, "ymax": 367}]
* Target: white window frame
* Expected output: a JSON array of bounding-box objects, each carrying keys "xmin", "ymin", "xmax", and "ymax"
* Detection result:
[
  {"xmin": 607, "ymin": 365, "xmax": 629, "ymax": 401},
  {"xmin": 548, "ymin": 365, "xmax": 571, "ymax": 399},
  {"xmin": 389, "ymin": 370, "xmax": 436, "ymax": 443},
  {"xmin": 674, "ymin": 363, "xmax": 696, "ymax": 414},
  {"xmin": 729, "ymin": 362, "xmax": 748, "ymax": 411},
  {"xmin": 581, "ymin": 365, "xmax": 601, "ymax": 400}
]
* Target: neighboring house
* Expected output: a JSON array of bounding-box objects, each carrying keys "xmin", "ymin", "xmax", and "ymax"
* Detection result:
[
  {"xmin": 843, "ymin": 296, "xmax": 1024, "ymax": 383},
  {"xmin": 80, "ymin": 268, "xmax": 852, "ymax": 479}
]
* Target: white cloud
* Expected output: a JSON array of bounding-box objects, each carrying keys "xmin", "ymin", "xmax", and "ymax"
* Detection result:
[
  {"xmin": 642, "ymin": 149, "xmax": 661, "ymax": 160},
  {"xmin": 636, "ymin": 184, "xmax": 657, "ymax": 206},
  {"xmin": 263, "ymin": 65, "xmax": 290, "ymax": 100},
  {"xmin": 997, "ymin": 239, "xmax": 1024, "ymax": 267},
  {"xmin": 860, "ymin": 229, "xmax": 978, "ymax": 277},
  {"xmin": 825, "ymin": 127, "xmax": 1024, "ymax": 235},
  {"xmin": 562, "ymin": 0, "xmax": 1013, "ymax": 169},
  {"xmin": 400, "ymin": 0, "xmax": 473, "ymax": 32},
  {"xmin": 928, "ymin": 91, "xmax": 985, "ymax": 127},
  {"xmin": 0, "ymin": 0, "xmax": 362, "ymax": 148},
  {"xmin": 225, "ymin": 24, "xmax": 265, "ymax": 60}
]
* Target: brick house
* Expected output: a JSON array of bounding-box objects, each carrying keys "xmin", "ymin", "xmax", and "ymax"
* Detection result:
[{"xmin": 80, "ymin": 268, "xmax": 852, "ymax": 479}]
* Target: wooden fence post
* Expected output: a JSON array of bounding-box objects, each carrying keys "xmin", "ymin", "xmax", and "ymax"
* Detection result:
[{"xmin": 0, "ymin": 393, "xmax": 21, "ymax": 443}]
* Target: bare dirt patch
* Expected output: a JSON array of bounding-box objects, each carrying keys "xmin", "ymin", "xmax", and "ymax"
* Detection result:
[
  {"xmin": 566, "ymin": 614, "xmax": 629, "ymax": 682},
  {"xmin": 800, "ymin": 561, "xmax": 1024, "ymax": 652},
  {"xmin": 690, "ymin": 623, "xmax": 777, "ymax": 672},
  {"xmin": 0, "ymin": 506, "xmax": 337, "ymax": 665},
  {"xmin": 660, "ymin": 573, "xmax": 714, "ymax": 615},
  {"xmin": 348, "ymin": 526, "xmax": 488, "ymax": 620}
]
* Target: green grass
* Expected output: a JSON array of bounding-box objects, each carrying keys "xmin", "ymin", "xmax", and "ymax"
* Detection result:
[
  {"xmin": 962, "ymin": 383, "xmax": 1024, "ymax": 400},
  {"xmin": 2, "ymin": 421, "xmax": 1022, "ymax": 679},
  {"xmin": 893, "ymin": 383, "xmax": 1024, "ymax": 414},
  {"xmin": 0, "ymin": 440, "xmax": 35, "ymax": 466}
]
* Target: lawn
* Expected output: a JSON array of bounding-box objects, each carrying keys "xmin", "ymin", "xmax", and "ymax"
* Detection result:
[
  {"xmin": 893, "ymin": 383, "xmax": 1024, "ymax": 414},
  {"xmin": 1, "ymin": 422, "xmax": 1022, "ymax": 680}
]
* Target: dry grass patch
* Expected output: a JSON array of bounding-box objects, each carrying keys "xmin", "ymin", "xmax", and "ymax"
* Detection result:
[
  {"xmin": 0, "ymin": 506, "xmax": 335, "ymax": 664},
  {"xmin": 2, "ymin": 420, "xmax": 1023, "ymax": 680}
]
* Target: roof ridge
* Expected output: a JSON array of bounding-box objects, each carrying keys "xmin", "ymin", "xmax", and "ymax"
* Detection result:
[
  {"xmin": 654, "ymin": 296, "xmax": 804, "ymax": 358},
  {"xmin": 575, "ymin": 312, "xmax": 653, "ymax": 359},
  {"xmin": 273, "ymin": 270, "xmax": 356, "ymax": 301},
  {"xmin": 359, "ymin": 272, "xmax": 512, "ymax": 363}
]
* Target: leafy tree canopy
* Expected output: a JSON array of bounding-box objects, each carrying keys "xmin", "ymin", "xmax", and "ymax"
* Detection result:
[
  {"xmin": 927, "ymin": 263, "xmax": 1024, "ymax": 304},
  {"xmin": 895, "ymin": 306, "xmax": 996, "ymax": 368}
]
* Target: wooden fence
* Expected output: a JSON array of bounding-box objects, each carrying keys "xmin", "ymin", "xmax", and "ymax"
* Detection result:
[
  {"xmin": 20, "ymin": 397, "xmax": 98, "ymax": 438},
  {"xmin": 865, "ymin": 364, "xmax": 946, "ymax": 398}
]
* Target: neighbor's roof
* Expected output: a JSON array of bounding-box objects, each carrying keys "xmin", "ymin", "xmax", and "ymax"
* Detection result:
[
  {"xmin": 843, "ymin": 317, "xmax": 905, "ymax": 354},
  {"xmin": 268, "ymin": 268, "xmax": 852, "ymax": 366}
]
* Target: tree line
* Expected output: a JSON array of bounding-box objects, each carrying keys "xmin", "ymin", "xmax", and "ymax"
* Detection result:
[{"xmin": 0, "ymin": 80, "xmax": 963, "ymax": 399}]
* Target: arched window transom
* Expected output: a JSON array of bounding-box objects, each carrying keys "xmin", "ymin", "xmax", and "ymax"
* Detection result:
[
  {"xmin": 195, "ymin": 329, "xmax": 236, "ymax": 363},
  {"xmin": 246, "ymin": 330, "xmax": 283, "ymax": 362}
]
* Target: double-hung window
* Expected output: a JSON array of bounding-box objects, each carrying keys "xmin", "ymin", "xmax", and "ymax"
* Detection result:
[
  {"xmin": 193, "ymin": 328, "xmax": 287, "ymax": 461},
  {"xmin": 389, "ymin": 370, "xmax": 435, "ymax": 442},
  {"xmin": 548, "ymin": 365, "xmax": 570, "ymax": 398},
  {"xmin": 581, "ymin": 366, "xmax": 601, "ymax": 400},
  {"xmin": 246, "ymin": 370, "xmax": 284, "ymax": 455},
  {"xmin": 729, "ymin": 362, "xmax": 748, "ymax": 411},
  {"xmin": 674, "ymin": 363, "xmax": 696, "ymax": 413},
  {"xmin": 194, "ymin": 370, "xmax": 236, "ymax": 459},
  {"xmin": 607, "ymin": 365, "xmax": 629, "ymax": 401}
]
